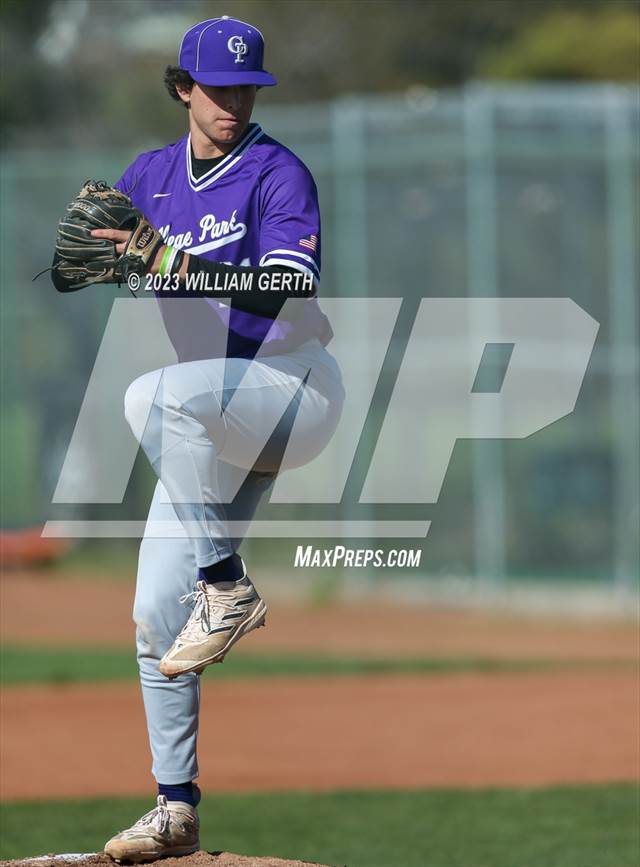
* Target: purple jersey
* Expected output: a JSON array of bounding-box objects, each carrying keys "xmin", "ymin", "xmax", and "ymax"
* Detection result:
[{"xmin": 115, "ymin": 124, "xmax": 332, "ymax": 361}]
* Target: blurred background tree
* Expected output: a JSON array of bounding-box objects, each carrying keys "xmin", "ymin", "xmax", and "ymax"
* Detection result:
[
  {"xmin": 482, "ymin": 6, "xmax": 640, "ymax": 81},
  {"xmin": 1, "ymin": 0, "xmax": 638, "ymax": 147}
]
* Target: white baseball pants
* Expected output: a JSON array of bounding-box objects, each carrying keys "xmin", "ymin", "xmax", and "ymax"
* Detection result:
[{"xmin": 124, "ymin": 338, "xmax": 344, "ymax": 783}]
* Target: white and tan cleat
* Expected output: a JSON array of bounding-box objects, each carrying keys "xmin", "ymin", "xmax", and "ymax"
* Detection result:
[
  {"xmin": 159, "ymin": 575, "xmax": 267, "ymax": 679},
  {"xmin": 104, "ymin": 795, "xmax": 199, "ymax": 863}
]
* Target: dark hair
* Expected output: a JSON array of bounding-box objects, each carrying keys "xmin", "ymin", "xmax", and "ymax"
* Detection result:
[{"xmin": 164, "ymin": 65, "xmax": 194, "ymax": 106}]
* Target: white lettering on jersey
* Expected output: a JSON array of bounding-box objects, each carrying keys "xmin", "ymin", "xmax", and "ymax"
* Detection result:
[
  {"xmin": 158, "ymin": 225, "xmax": 193, "ymax": 249},
  {"xmin": 158, "ymin": 211, "xmax": 247, "ymax": 255},
  {"xmin": 198, "ymin": 210, "xmax": 243, "ymax": 242}
]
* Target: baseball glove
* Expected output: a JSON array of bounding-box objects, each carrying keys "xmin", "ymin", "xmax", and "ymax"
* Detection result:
[{"xmin": 54, "ymin": 180, "xmax": 163, "ymax": 290}]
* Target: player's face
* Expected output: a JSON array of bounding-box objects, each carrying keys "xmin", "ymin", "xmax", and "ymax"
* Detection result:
[{"xmin": 183, "ymin": 83, "xmax": 257, "ymax": 156}]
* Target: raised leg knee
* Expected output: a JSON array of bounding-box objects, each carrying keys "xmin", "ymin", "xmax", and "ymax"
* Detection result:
[{"xmin": 124, "ymin": 370, "xmax": 164, "ymax": 442}]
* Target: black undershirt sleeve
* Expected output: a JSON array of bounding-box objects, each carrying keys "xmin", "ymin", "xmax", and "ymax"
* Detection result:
[{"xmin": 184, "ymin": 255, "xmax": 317, "ymax": 319}]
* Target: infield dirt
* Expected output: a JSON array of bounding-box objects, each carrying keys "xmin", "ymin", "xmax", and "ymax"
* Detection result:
[
  {"xmin": 1, "ymin": 852, "xmax": 329, "ymax": 867},
  {"xmin": 1, "ymin": 570, "xmax": 638, "ymax": 801},
  {"xmin": 3, "ymin": 670, "xmax": 638, "ymax": 799},
  {"xmin": 1, "ymin": 570, "xmax": 637, "ymax": 659}
]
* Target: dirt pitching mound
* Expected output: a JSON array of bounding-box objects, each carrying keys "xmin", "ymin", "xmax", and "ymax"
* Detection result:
[{"xmin": 0, "ymin": 852, "xmax": 331, "ymax": 867}]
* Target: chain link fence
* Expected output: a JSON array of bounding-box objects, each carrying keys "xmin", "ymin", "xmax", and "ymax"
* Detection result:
[{"xmin": 1, "ymin": 83, "xmax": 638, "ymax": 594}]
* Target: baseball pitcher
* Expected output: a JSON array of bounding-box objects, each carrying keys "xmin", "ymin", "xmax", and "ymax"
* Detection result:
[{"xmin": 52, "ymin": 16, "xmax": 344, "ymax": 862}]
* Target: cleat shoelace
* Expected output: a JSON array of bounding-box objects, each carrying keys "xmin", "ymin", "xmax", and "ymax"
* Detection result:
[
  {"xmin": 178, "ymin": 581, "xmax": 247, "ymax": 640},
  {"xmin": 124, "ymin": 796, "xmax": 171, "ymax": 837}
]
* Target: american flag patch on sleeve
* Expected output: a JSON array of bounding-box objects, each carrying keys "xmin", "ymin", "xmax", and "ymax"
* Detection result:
[{"xmin": 299, "ymin": 234, "xmax": 318, "ymax": 252}]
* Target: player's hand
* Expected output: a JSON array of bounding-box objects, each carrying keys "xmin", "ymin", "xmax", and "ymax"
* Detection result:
[
  {"xmin": 92, "ymin": 228, "xmax": 168, "ymax": 273},
  {"xmin": 91, "ymin": 228, "xmax": 133, "ymax": 256}
]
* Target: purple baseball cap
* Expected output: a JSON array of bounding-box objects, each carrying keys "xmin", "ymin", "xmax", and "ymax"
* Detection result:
[{"xmin": 178, "ymin": 16, "xmax": 277, "ymax": 87}]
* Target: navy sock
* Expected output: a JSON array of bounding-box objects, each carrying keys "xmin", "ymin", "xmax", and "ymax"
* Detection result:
[
  {"xmin": 198, "ymin": 553, "xmax": 244, "ymax": 585},
  {"xmin": 158, "ymin": 781, "xmax": 200, "ymax": 806}
]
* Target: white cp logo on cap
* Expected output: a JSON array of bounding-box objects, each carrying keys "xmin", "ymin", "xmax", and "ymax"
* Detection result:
[{"xmin": 227, "ymin": 35, "xmax": 249, "ymax": 64}]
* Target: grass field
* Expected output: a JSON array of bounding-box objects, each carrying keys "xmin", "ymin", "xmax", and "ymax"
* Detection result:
[
  {"xmin": 3, "ymin": 645, "xmax": 632, "ymax": 686},
  {"xmin": 1, "ymin": 785, "xmax": 638, "ymax": 866}
]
